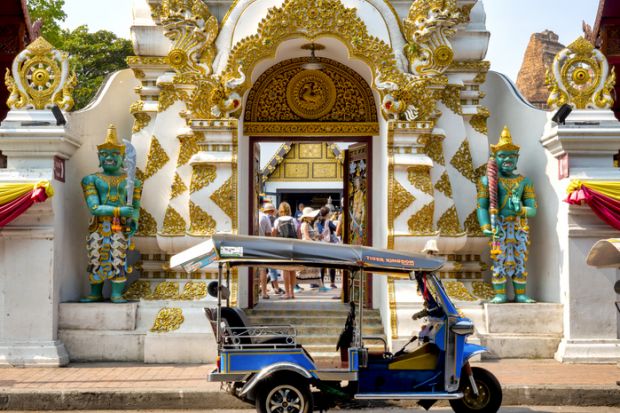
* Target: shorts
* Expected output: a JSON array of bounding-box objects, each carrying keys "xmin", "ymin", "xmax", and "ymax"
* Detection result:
[{"xmin": 268, "ymin": 268, "xmax": 280, "ymax": 282}]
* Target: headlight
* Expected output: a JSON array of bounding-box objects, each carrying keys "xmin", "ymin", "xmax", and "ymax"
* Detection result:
[{"xmin": 451, "ymin": 319, "xmax": 474, "ymax": 335}]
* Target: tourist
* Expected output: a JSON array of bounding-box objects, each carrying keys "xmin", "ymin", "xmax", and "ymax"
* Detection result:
[
  {"xmin": 294, "ymin": 202, "xmax": 305, "ymax": 220},
  {"xmin": 272, "ymin": 202, "xmax": 299, "ymax": 299},
  {"xmin": 317, "ymin": 206, "xmax": 338, "ymax": 290},
  {"xmin": 298, "ymin": 206, "xmax": 322, "ymax": 289},
  {"xmin": 258, "ymin": 203, "xmax": 282, "ymax": 298}
]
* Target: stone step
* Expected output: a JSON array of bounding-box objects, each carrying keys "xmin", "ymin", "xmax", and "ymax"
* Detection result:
[
  {"xmin": 247, "ymin": 316, "xmax": 382, "ymax": 326},
  {"xmin": 478, "ymin": 333, "xmax": 562, "ymax": 359},
  {"xmin": 59, "ymin": 330, "xmax": 144, "ymax": 362},
  {"xmin": 59, "ymin": 303, "xmax": 138, "ymax": 331},
  {"xmin": 294, "ymin": 325, "xmax": 384, "ymax": 335},
  {"xmin": 485, "ymin": 303, "xmax": 563, "ymax": 335}
]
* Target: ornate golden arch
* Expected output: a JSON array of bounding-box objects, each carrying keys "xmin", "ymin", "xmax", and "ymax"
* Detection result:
[
  {"xmin": 244, "ymin": 57, "xmax": 379, "ymax": 135},
  {"xmin": 219, "ymin": 0, "xmax": 434, "ymax": 121}
]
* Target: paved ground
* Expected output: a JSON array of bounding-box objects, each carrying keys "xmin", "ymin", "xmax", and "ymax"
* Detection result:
[
  {"xmin": 0, "ymin": 360, "xmax": 617, "ymax": 390},
  {"xmin": 0, "ymin": 359, "xmax": 618, "ymax": 410}
]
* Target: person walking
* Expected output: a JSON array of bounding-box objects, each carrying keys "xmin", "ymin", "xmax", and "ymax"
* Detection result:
[
  {"xmin": 258, "ymin": 203, "xmax": 282, "ymax": 299},
  {"xmin": 317, "ymin": 206, "xmax": 338, "ymax": 290},
  {"xmin": 272, "ymin": 202, "xmax": 299, "ymax": 299}
]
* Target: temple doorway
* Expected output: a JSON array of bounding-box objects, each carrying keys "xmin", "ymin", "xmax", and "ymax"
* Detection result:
[{"xmin": 247, "ymin": 137, "xmax": 373, "ymax": 308}]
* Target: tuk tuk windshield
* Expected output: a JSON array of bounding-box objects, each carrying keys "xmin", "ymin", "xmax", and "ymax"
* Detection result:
[{"xmin": 414, "ymin": 271, "xmax": 459, "ymax": 318}]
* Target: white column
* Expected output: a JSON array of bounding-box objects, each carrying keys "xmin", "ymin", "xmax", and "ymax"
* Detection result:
[
  {"xmin": 0, "ymin": 109, "xmax": 80, "ymax": 366},
  {"xmin": 541, "ymin": 109, "xmax": 620, "ymax": 362}
]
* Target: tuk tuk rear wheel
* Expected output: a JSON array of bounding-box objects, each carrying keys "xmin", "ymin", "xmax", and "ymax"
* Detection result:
[
  {"xmin": 255, "ymin": 375, "xmax": 313, "ymax": 413},
  {"xmin": 449, "ymin": 367, "xmax": 502, "ymax": 413}
]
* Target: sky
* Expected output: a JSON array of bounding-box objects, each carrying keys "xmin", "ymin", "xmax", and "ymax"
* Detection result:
[{"xmin": 60, "ymin": 0, "xmax": 600, "ymax": 82}]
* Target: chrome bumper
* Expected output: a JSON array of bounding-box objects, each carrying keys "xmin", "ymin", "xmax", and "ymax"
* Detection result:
[{"xmin": 207, "ymin": 369, "xmax": 250, "ymax": 382}]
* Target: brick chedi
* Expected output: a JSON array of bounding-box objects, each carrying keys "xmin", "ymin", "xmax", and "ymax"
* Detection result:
[{"xmin": 516, "ymin": 30, "xmax": 565, "ymax": 109}]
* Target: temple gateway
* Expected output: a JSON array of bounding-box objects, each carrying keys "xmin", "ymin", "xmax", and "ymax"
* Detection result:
[{"xmin": 0, "ymin": 0, "xmax": 619, "ymax": 366}]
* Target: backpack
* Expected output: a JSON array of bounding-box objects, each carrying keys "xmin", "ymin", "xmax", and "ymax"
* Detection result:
[
  {"xmin": 315, "ymin": 219, "xmax": 331, "ymax": 242},
  {"xmin": 277, "ymin": 219, "xmax": 297, "ymax": 239}
]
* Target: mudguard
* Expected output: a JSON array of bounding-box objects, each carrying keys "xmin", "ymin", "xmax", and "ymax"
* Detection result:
[
  {"xmin": 463, "ymin": 342, "xmax": 488, "ymax": 361},
  {"xmin": 238, "ymin": 362, "xmax": 313, "ymax": 399}
]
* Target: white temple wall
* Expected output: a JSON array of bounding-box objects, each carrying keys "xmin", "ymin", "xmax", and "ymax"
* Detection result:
[
  {"xmin": 481, "ymin": 71, "xmax": 555, "ymax": 302},
  {"xmin": 63, "ymin": 69, "xmax": 140, "ymax": 301}
]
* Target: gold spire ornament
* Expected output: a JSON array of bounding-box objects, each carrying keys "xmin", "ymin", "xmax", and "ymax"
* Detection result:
[
  {"xmin": 4, "ymin": 36, "xmax": 76, "ymax": 111},
  {"xmin": 97, "ymin": 124, "xmax": 126, "ymax": 154},
  {"xmin": 546, "ymin": 36, "xmax": 616, "ymax": 110},
  {"xmin": 491, "ymin": 126, "xmax": 520, "ymax": 154}
]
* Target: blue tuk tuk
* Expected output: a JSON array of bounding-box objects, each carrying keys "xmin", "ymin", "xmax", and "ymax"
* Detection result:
[{"xmin": 171, "ymin": 234, "xmax": 502, "ymax": 413}]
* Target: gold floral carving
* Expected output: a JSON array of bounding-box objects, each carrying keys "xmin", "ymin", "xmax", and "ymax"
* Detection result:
[
  {"xmin": 5, "ymin": 36, "xmax": 76, "ymax": 110},
  {"xmin": 441, "ymin": 85, "xmax": 463, "ymax": 114},
  {"xmin": 408, "ymin": 201, "xmax": 434, "ymax": 234},
  {"xmin": 158, "ymin": 83, "xmax": 189, "ymax": 112},
  {"xmin": 135, "ymin": 207, "xmax": 158, "ymax": 236},
  {"xmin": 393, "ymin": 180, "xmax": 416, "ymax": 219},
  {"xmin": 132, "ymin": 69, "xmax": 145, "ymax": 79},
  {"xmin": 150, "ymin": 308, "xmax": 184, "ymax": 333},
  {"xmin": 450, "ymin": 140, "xmax": 476, "ymax": 183},
  {"xmin": 177, "ymin": 133, "xmax": 201, "ymax": 166},
  {"xmin": 547, "ymin": 36, "xmax": 615, "ymax": 109},
  {"xmin": 179, "ymin": 281, "xmax": 207, "ymax": 300},
  {"xmin": 474, "ymin": 163, "xmax": 487, "ymax": 181},
  {"xmin": 388, "ymin": 276, "xmax": 398, "ymax": 339},
  {"xmin": 170, "ymin": 173, "xmax": 188, "ymax": 199},
  {"xmin": 464, "ymin": 209, "xmax": 484, "ymax": 237},
  {"xmin": 210, "ymin": 175, "xmax": 236, "ymax": 219},
  {"xmin": 136, "ymin": 167, "xmax": 146, "ymax": 183},
  {"xmin": 448, "ymin": 61, "xmax": 490, "ymax": 73},
  {"xmin": 244, "ymin": 122, "xmax": 379, "ymax": 136},
  {"xmin": 160, "ymin": 0, "xmax": 218, "ymax": 76},
  {"xmin": 469, "ymin": 106, "xmax": 490, "ymax": 135},
  {"xmin": 437, "ymin": 205, "xmax": 461, "ymax": 235},
  {"xmin": 149, "ymin": 281, "xmax": 181, "ymax": 300},
  {"xmin": 144, "ymin": 136, "xmax": 170, "ymax": 179},
  {"xmin": 188, "ymin": 201, "xmax": 217, "ymax": 236},
  {"xmin": 190, "ymin": 164, "xmax": 216, "ymax": 193},
  {"xmin": 403, "ymin": 0, "xmax": 461, "ymax": 76},
  {"xmin": 161, "ymin": 206, "xmax": 186, "ymax": 235},
  {"xmin": 472, "ymin": 281, "xmax": 496, "ymax": 300},
  {"xmin": 434, "ymin": 171, "xmax": 453, "ymax": 198},
  {"xmin": 444, "ymin": 281, "xmax": 476, "ymax": 301},
  {"xmin": 421, "ymin": 134, "xmax": 445, "ymax": 166},
  {"xmin": 218, "ymin": 0, "xmax": 436, "ymax": 121},
  {"xmin": 126, "ymin": 56, "xmax": 169, "ymax": 66},
  {"xmin": 407, "ymin": 165, "xmax": 433, "ymax": 195},
  {"xmin": 132, "ymin": 112, "xmax": 151, "ymax": 133},
  {"xmin": 123, "ymin": 280, "xmax": 152, "ymax": 300},
  {"xmin": 246, "ymin": 58, "xmax": 377, "ymax": 123}
]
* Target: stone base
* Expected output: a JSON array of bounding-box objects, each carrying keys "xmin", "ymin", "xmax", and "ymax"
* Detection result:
[
  {"xmin": 59, "ymin": 330, "xmax": 144, "ymax": 362},
  {"xmin": 479, "ymin": 303, "xmax": 563, "ymax": 359},
  {"xmin": 0, "ymin": 341, "xmax": 69, "ymax": 367},
  {"xmin": 144, "ymin": 332, "xmax": 216, "ymax": 363},
  {"xmin": 59, "ymin": 301, "xmax": 216, "ymax": 363},
  {"xmin": 555, "ymin": 338, "xmax": 620, "ymax": 363}
]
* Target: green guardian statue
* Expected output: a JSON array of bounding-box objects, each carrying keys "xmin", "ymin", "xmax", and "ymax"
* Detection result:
[
  {"xmin": 80, "ymin": 125, "xmax": 142, "ymax": 303},
  {"xmin": 477, "ymin": 126, "xmax": 537, "ymax": 304}
]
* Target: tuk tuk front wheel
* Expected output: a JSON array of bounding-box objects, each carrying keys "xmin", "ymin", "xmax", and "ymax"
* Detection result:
[
  {"xmin": 255, "ymin": 375, "xmax": 313, "ymax": 413},
  {"xmin": 449, "ymin": 367, "xmax": 502, "ymax": 413}
]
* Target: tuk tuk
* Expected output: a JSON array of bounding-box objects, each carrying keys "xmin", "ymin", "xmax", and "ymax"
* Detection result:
[{"xmin": 170, "ymin": 234, "xmax": 502, "ymax": 413}]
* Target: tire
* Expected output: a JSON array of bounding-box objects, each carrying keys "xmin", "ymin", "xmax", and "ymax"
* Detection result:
[
  {"xmin": 255, "ymin": 375, "xmax": 313, "ymax": 413},
  {"xmin": 449, "ymin": 367, "xmax": 502, "ymax": 413}
]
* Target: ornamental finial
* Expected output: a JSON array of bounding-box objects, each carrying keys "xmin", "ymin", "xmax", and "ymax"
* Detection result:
[
  {"xmin": 4, "ymin": 36, "xmax": 76, "ymax": 111},
  {"xmin": 97, "ymin": 124, "xmax": 125, "ymax": 154},
  {"xmin": 491, "ymin": 126, "xmax": 520, "ymax": 154},
  {"xmin": 546, "ymin": 36, "xmax": 616, "ymax": 110}
]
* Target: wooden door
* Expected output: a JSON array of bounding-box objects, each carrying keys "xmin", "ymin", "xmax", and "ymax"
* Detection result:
[{"xmin": 343, "ymin": 142, "xmax": 372, "ymax": 306}]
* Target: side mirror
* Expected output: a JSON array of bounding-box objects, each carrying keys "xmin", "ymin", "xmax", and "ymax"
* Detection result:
[{"xmin": 207, "ymin": 281, "xmax": 230, "ymax": 300}]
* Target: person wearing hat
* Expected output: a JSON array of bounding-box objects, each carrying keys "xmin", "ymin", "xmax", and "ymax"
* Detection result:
[
  {"xmin": 258, "ymin": 203, "xmax": 280, "ymax": 299},
  {"xmin": 272, "ymin": 202, "xmax": 300, "ymax": 299}
]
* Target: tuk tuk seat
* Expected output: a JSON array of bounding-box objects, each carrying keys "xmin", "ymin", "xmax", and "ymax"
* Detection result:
[{"xmin": 204, "ymin": 307, "xmax": 296, "ymax": 348}]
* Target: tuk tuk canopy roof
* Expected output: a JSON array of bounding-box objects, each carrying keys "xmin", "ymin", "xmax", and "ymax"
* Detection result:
[{"xmin": 170, "ymin": 234, "xmax": 445, "ymax": 274}]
